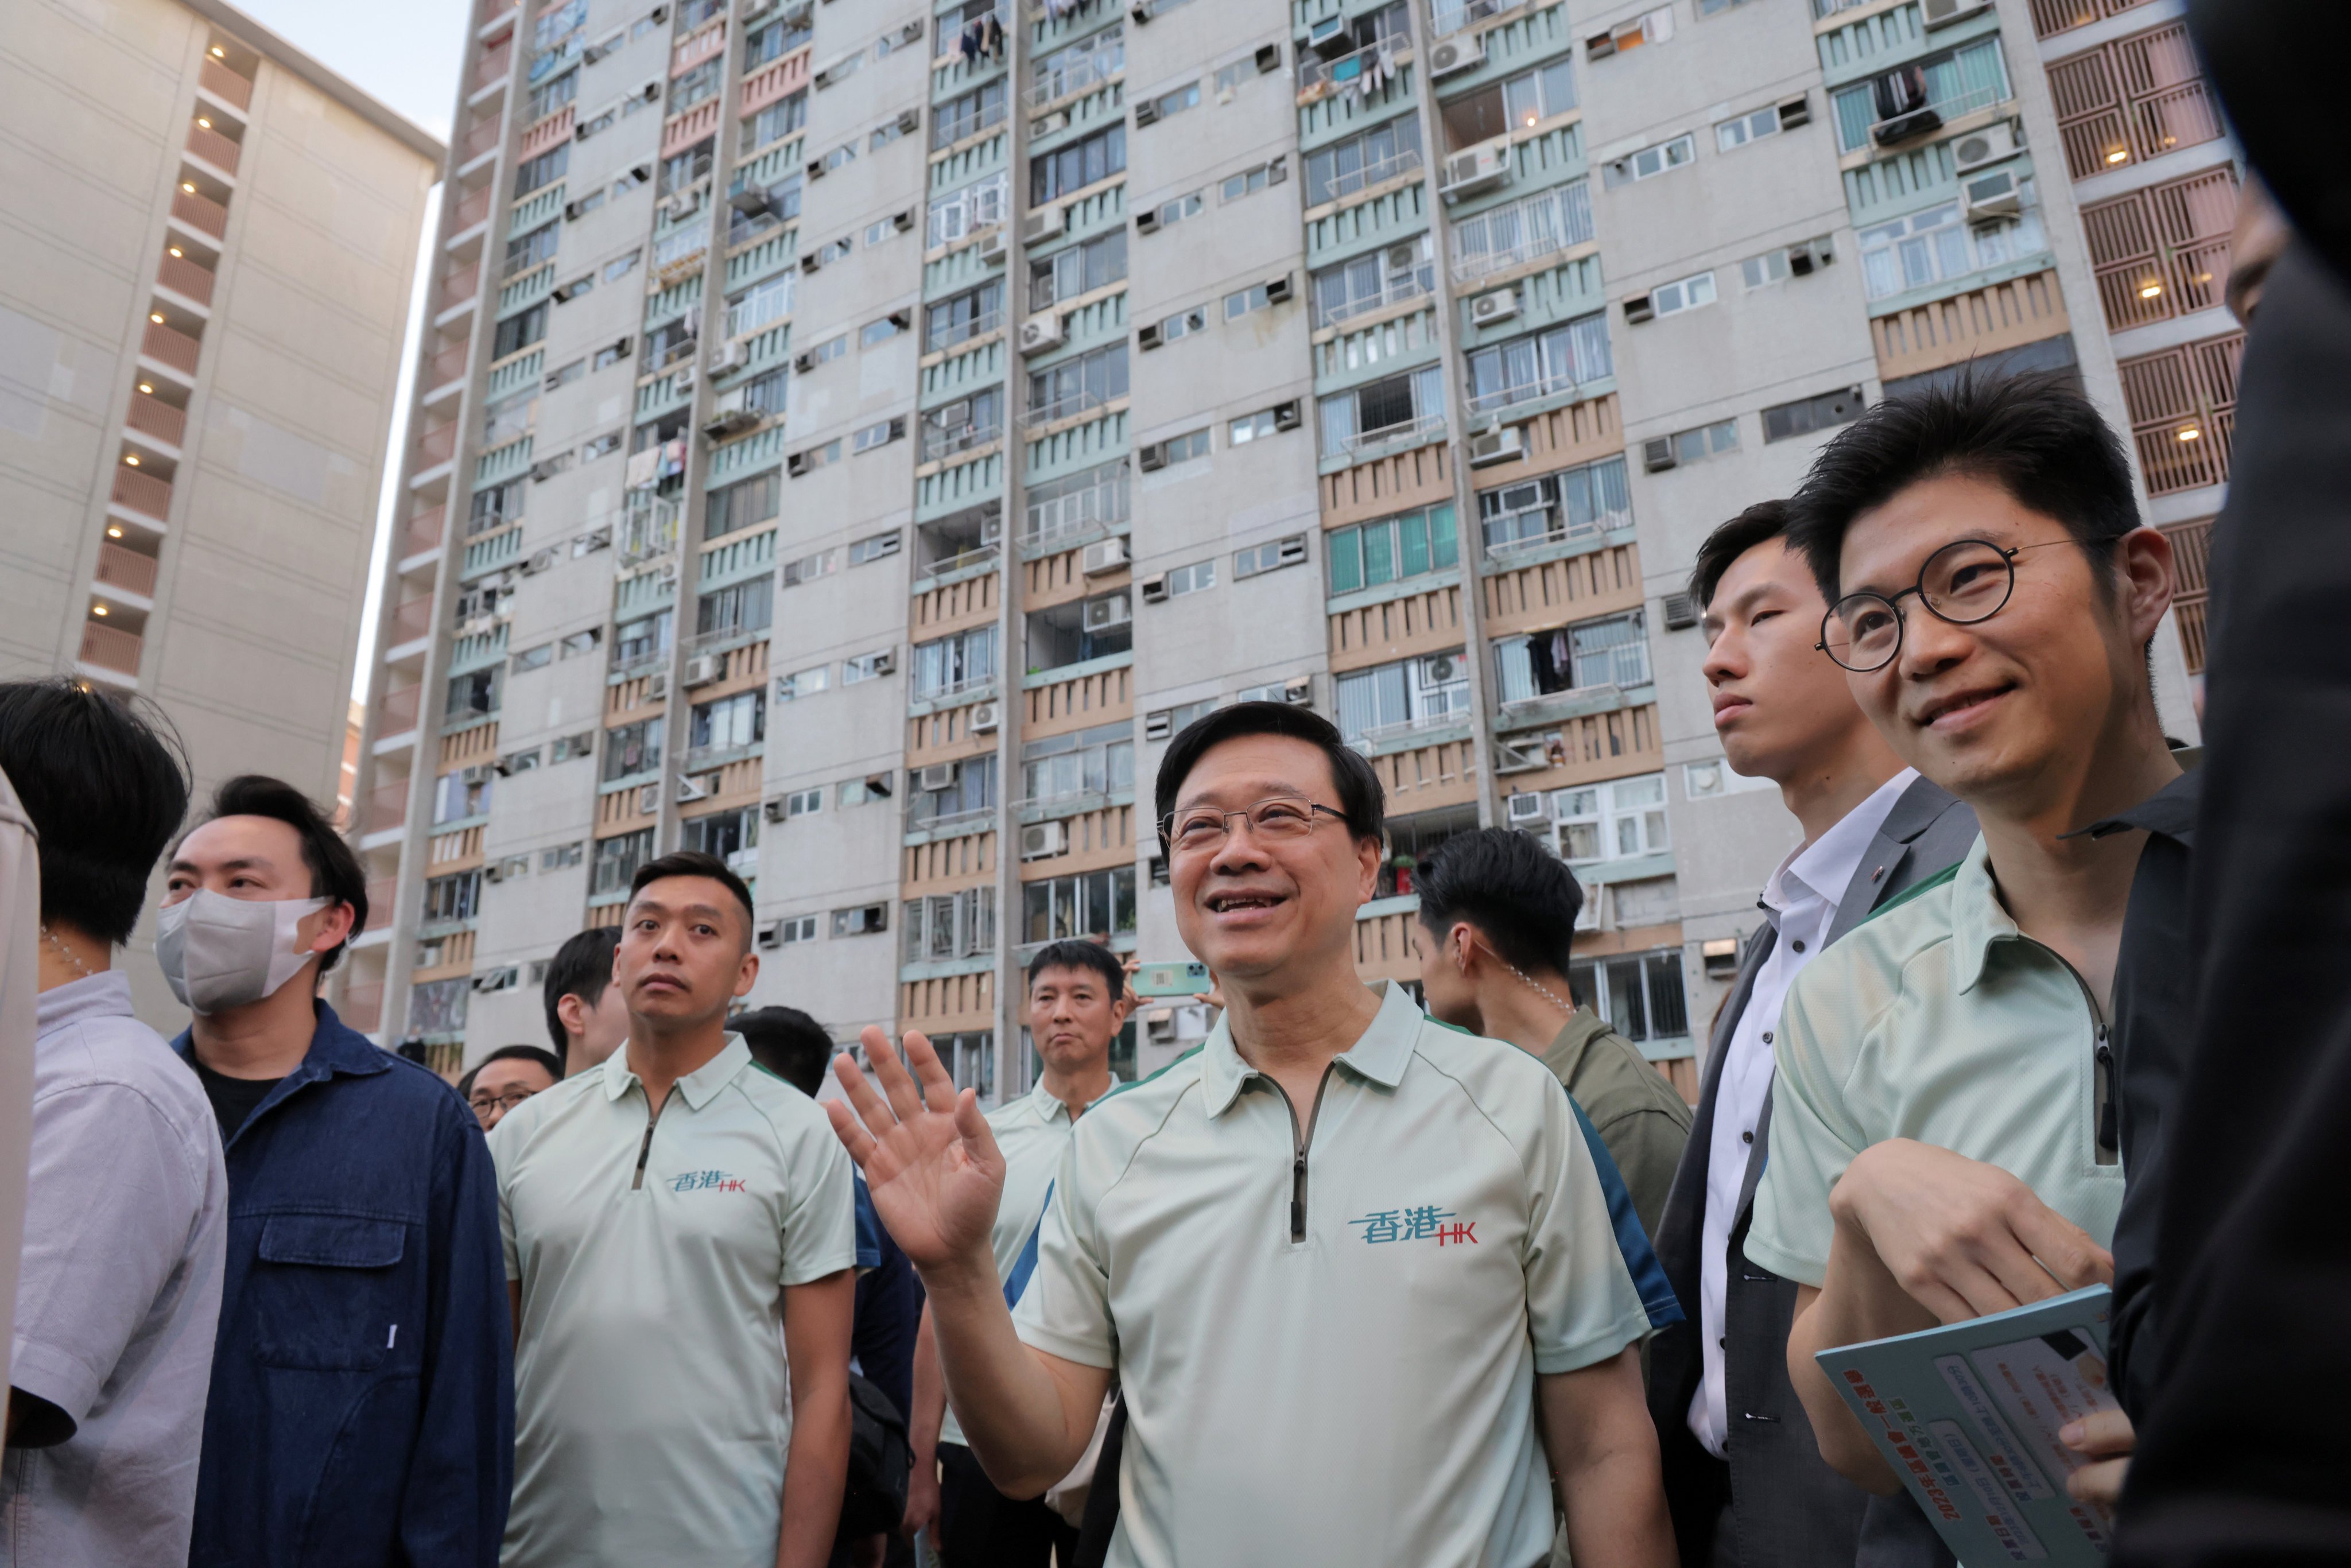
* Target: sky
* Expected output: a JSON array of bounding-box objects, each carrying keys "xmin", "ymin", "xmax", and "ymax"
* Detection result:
[{"xmin": 226, "ymin": 0, "xmax": 471, "ymax": 703}]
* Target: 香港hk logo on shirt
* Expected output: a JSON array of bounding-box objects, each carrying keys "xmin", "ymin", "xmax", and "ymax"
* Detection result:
[
  {"xmin": 1349, "ymin": 1205, "xmax": 1479, "ymax": 1245},
  {"xmin": 671, "ymin": 1169, "xmax": 747, "ymax": 1193}
]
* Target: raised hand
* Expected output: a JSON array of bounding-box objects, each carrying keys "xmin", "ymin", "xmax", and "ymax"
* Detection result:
[{"xmin": 825, "ymin": 1027, "xmax": 1006, "ymax": 1274}]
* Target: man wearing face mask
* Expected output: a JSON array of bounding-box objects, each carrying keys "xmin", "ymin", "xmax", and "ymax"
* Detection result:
[{"xmin": 163, "ymin": 775, "xmax": 513, "ymax": 1568}]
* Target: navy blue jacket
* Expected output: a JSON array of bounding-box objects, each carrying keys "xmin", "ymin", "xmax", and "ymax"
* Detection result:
[{"xmin": 174, "ymin": 1004, "xmax": 513, "ymax": 1568}]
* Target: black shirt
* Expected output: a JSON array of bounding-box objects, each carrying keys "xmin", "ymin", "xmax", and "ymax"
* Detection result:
[{"xmin": 191, "ymin": 1057, "xmax": 284, "ymax": 1144}]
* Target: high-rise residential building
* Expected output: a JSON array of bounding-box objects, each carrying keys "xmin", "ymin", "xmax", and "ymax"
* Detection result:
[
  {"xmin": 349, "ymin": 0, "xmax": 2218, "ymax": 1090},
  {"xmin": 2, "ymin": 0, "xmax": 442, "ymax": 1022}
]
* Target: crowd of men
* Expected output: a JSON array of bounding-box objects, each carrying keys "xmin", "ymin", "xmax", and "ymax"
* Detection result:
[{"xmin": 6, "ymin": 19, "xmax": 2349, "ymax": 1558}]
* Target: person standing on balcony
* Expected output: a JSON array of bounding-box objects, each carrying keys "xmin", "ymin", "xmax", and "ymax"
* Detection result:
[
  {"xmin": 0, "ymin": 680, "xmax": 228, "ymax": 1568},
  {"xmin": 828, "ymin": 703, "xmax": 1680, "ymax": 1568},
  {"xmin": 165, "ymin": 775, "xmax": 512, "ymax": 1568},
  {"xmin": 542, "ymin": 925, "xmax": 628, "ymax": 1077}
]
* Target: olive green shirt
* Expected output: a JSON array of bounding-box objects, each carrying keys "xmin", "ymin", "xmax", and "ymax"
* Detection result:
[{"xmin": 1542, "ymin": 1006, "xmax": 1694, "ymax": 1241}]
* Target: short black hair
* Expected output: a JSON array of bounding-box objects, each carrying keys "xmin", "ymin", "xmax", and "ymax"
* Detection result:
[
  {"xmin": 201, "ymin": 775, "xmax": 368, "ymax": 973},
  {"xmin": 542, "ymin": 926, "xmax": 622, "ymax": 1053},
  {"xmin": 0, "ymin": 680, "xmax": 190, "ymax": 945},
  {"xmin": 1026, "ymin": 938, "xmax": 1126, "ymax": 998},
  {"xmin": 1687, "ymin": 500, "xmax": 1794, "ymax": 611},
  {"xmin": 629, "ymin": 850, "xmax": 756, "ymax": 945},
  {"xmin": 1153, "ymin": 700, "xmax": 1384, "ymax": 855},
  {"xmin": 1786, "ymin": 370, "xmax": 2140, "ymax": 600},
  {"xmin": 474, "ymin": 1044, "xmax": 564, "ymax": 1086},
  {"xmin": 733, "ymin": 1005, "xmax": 833, "ymax": 1096},
  {"xmin": 1413, "ymin": 828, "xmax": 1582, "ymax": 976}
]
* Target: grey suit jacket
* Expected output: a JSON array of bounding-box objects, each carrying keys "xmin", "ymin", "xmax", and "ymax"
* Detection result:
[{"xmin": 1647, "ymin": 775, "xmax": 1977, "ymax": 1568}]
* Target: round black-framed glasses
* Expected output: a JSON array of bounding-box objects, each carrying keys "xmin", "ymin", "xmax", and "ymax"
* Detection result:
[{"xmin": 1817, "ymin": 538, "xmax": 2041, "ymax": 673}]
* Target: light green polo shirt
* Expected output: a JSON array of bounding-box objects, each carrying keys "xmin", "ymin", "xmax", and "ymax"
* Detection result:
[
  {"xmin": 491, "ymin": 1036, "xmax": 858, "ymax": 1568},
  {"xmin": 938, "ymin": 1071, "xmax": 1115, "ymax": 1450},
  {"xmin": 1013, "ymin": 982, "xmax": 1663, "ymax": 1568},
  {"xmin": 1748, "ymin": 835, "xmax": 2126, "ymax": 1288}
]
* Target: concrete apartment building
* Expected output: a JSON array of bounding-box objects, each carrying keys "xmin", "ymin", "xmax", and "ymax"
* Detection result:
[
  {"xmin": 1, "ymin": 0, "xmax": 441, "ymax": 1020},
  {"xmin": 349, "ymin": 0, "xmax": 2223, "ymax": 1093}
]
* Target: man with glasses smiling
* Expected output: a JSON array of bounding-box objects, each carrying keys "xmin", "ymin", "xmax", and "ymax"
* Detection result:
[
  {"xmin": 826, "ymin": 701, "xmax": 1681, "ymax": 1568},
  {"xmin": 1745, "ymin": 373, "xmax": 2185, "ymax": 1523}
]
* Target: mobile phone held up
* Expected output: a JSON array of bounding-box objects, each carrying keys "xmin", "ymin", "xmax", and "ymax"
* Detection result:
[{"xmin": 1132, "ymin": 961, "xmax": 1212, "ymax": 998}]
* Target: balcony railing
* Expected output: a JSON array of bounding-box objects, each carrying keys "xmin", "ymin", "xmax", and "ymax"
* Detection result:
[
  {"xmin": 1018, "ymin": 386, "xmax": 1115, "ymax": 430},
  {"xmin": 404, "ymin": 505, "xmax": 448, "ymax": 556},
  {"xmin": 475, "ymin": 41, "xmax": 513, "ymax": 89},
  {"xmin": 1351, "ymin": 707, "xmax": 1472, "ymax": 750},
  {"xmin": 2133, "ymin": 407, "xmax": 2233, "ymax": 497},
  {"xmin": 1314, "ymin": 146, "xmax": 1423, "ymax": 206},
  {"xmin": 78, "ymin": 620, "xmax": 142, "ymax": 676},
  {"xmin": 1318, "ymin": 266, "xmax": 1433, "ymax": 329},
  {"xmin": 111, "ymin": 464, "xmax": 173, "ymax": 521},
  {"xmin": 921, "ymin": 543, "xmax": 1000, "ymax": 578},
  {"xmin": 2094, "ymin": 237, "xmax": 2229, "ymax": 331},
  {"xmin": 449, "ymin": 185, "xmax": 493, "ymax": 232},
  {"xmin": 1332, "ymin": 410, "xmax": 1445, "ymax": 457},
  {"xmin": 2027, "ymin": 0, "xmax": 2155, "ymax": 39},
  {"xmin": 1025, "ymin": 479, "xmax": 1129, "ymax": 549},
  {"xmin": 157, "ymin": 253, "xmax": 216, "ymax": 307},
  {"xmin": 141, "ymin": 319, "xmax": 201, "ymax": 374},
  {"xmin": 682, "ymin": 740, "xmax": 762, "ymax": 773},
  {"xmin": 1428, "ymin": 0, "xmax": 1519, "ymax": 37},
  {"xmin": 1450, "ymin": 183, "xmax": 1595, "ymax": 285},
  {"xmin": 425, "ymin": 341, "xmax": 471, "ymax": 389},
  {"xmin": 198, "ymin": 57, "xmax": 254, "ymax": 111},
  {"xmin": 934, "ymin": 95, "xmax": 1009, "ymax": 149},
  {"xmin": 1497, "ymin": 680, "xmax": 1627, "ymax": 723},
  {"xmin": 186, "ymin": 122, "xmax": 242, "ymax": 175},
  {"xmin": 1026, "ymin": 50, "xmax": 1119, "ymax": 109},
  {"xmin": 367, "ymin": 779, "xmax": 410, "ymax": 832},
  {"xmin": 1297, "ymin": 34, "xmax": 1407, "ymax": 100},
  {"xmin": 387, "ymin": 597, "xmax": 434, "ymax": 644},
  {"xmin": 928, "ymin": 308, "xmax": 1004, "ymax": 354},
  {"xmin": 441, "ymin": 259, "xmax": 483, "ymax": 306},
  {"xmin": 126, "ymin": 391, "xmax": 187, "ymax": 447},
  {"xmin": 1484, "ymin": 509, "xmax": 1630, "ymax": 561},
  {"xmin": 377, "ymin": 686, "xmax": 422, "ymax": 739},
  {"xmin": 95, "ymin": 542, "xmax": 159, "ymax": 598},
  {"xmin": 1469, "ymin": 367, "xmax": 1582, "ymax": 417},
  {"xmin": 170, "ymin": 187, "xmax": 228, "ymax": 239},
  {"xmin": 414, "ymin": 422, "xmax": 459, "ymax": 467},
  {"xmin": 922, "ymin": 418, "xmax": 1002, "ymax": 463},
  {"xmin": 460, "ymin": 114, "xmax": 504, "ymax": 162}
]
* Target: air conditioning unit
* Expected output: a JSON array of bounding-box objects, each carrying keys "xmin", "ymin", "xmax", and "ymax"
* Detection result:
[
  {"xmin": 757, "ymin": 919, "xmax": 783, "ymax": 949},
  {"xmin": 1264, "ymin": 274, "xmax": 1294, "ymax": 305},
  {"xmin": 800, "ymin": 253, "xmax": 822, "ymax": 274},
  {"xmin": 793, "ymin": 348, "xmax": 818, "ymax": 373},
  {"xmin": 523, "ymin": 546, "xmax": 560, "ymax": 573},
  {"xmin": 483, "ymin": 860, "xmax": 507, "ymax": 883},
  {"xmin": 1020, "ymin": 821, "xmax": 1069, "ymax": 860},
  {"xmin": 461, "ymin": 762, "xmax": 495, "ymax": 786},
  {"xmin": 1506, "ymin": 791, "xmax": 1548, "ymax": 826},
  {"xmin": 1422, "ymin": 653, "xmax": 1462, "ymax": 685},
  {"xmin": 762, "ymin": 797, "xmax": 792, "ymax": 823},
  {"xmin": 1467, "ymin": 426, "xmax": 1524, "ymax": 468},
  {"xmin": 897, "ymin": 106, "xmax": 921, "ymax": 133},
  {"xmin": 1019, "ymin": 316, "xmax": 1066, "ymax": 355},
  {"xmin": 1641, "ymin": 436, "xmax": 1677, "ymax": 473},
  {"xmin": 1282, "ymin": 677, "xmax": 1312, "ymax": 705},
  {"xmin": 1662, "ymin": 591, "xmax": 1700, "ymax": 631},
  {"xmin": 676, "ymin": 773, "xmax": 710, "ymax": 804},
  {"xmin": 1134, "ymin": 98, "xmax": 1160, "ymax": 127},
  {"xmin": 1136, "ymin": 440, "xmax": 1170, "ymax": 472},
  {"xmin": 1470, "ymin": 288, "xmax": 1519, "ymax": 327},
  {"xmin": 1083, "ymin": 594, "xmax": 1132, "ymax": 631},
  {"xmin": 1921, "ymin": 0, "xmax": 1990, "ymax": 26},
  {"xmin": 968, "ymin": 700, "xmax": 1000, "ymax": 733},
  {"xmin": 1129, "ymin": 0, "xmax": 1152, "ymax": 22},
  {"xmin": 728, "ymin": 186, "xmax": 773, "ymax": 218},
  {"xmin": 1021, "ymin": 207, "xmax": 1065, "ymax": 244},
  {"xmin": 1951, "ymin": 121, "xmax": 2020, "ymax": 174},
  {"xmin": 1871, "ymin": 107, "xmax": 1942, "ymax": 148},
  {"xmin": 682, "ymin": 652, "xmax": 725, "ymax": 687},
  {"xmin": 1307, "ymin": 16, "xmax": 1352, "ymax": 59},
  {"xmin": 1623, "ymin": 293, "xmax": 1655, "ymax": 325},
  {"xmin": 551, "ymin": 277, "xmax": 589, "ymax": 303},
  {"xmin": 1136, "ymin": 321, "xmax": 1163, "ymax": 351},
  {"xmin": 673, "ymin": 365, "xmax": 696, "ymax": 392},
  {"xmin": 1495, "ymin": 738, "xmax": 1549, "ymax": 775},
  {"xmin": 867, "ymin": 650, "xmax": 897, "ymax": 676},
  {"xmin": 916, "ymin": 761, "xmax": 959, "ymax": 791},
  {"xmin": 975, "ymin": 230, "xmax": 1009, "ymax": 265},
  {"xmin": 635, "ymin": 783, "xmax": 662, "ymax": 814},
  {"xmin": 1134, "ymin": 208, "xmax": 1161, "ymax": 235},
  {"xmin": 1788, "ymin": 237, "xmax": 1834, "ymax": 275},
  {"xmin": 805, "ymin": 157, "xmax": 827, "ymax": 181},
  {"xmin": 666, "ymin": 189, "xmax": 701, "ymax": 219},
  {"xmin": 1081, "ymin": 538, "xmax": 1128, "ymax": 575},
  {"xmin": 646, "ymin": 670, "xmax": 669, "ymax": 698},
  {"xmin": 709, "ymin": 340, "xmax": 747, "ymax": 374},
  {"xmin": 1961, "ymin": 168, "xmax": 2023, "ymax": 221},
  {"xmin": 892, "ymin": 209, "xmax": 915, "ymax": 232},
  {"xmin": 1439, "ymin": 140, "xmax": 1512, "ymax": 203},
  {"xmin": 1779, "ymin": 95, "xmax": 1813, "ymax": 131},
  {"xmin": 1273, "ymin": 399, "xmax": 1302, "ymax": 431},
  {"xmin": 702, "ymin": 408, "xmax": 759, "ymax": 441},
  {"xmin": 1138, "ymin": 572, "xmax": 1169, "ymax": 604},
  {"xmin": 1429, "ymin": 33, "xmax": 1484, "ymax": 78}
]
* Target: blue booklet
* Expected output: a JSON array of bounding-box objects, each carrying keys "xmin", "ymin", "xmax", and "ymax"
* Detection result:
[{"xmin": 1815, "ymin": 1285, "xmax": 2120, "ymax": 1565}]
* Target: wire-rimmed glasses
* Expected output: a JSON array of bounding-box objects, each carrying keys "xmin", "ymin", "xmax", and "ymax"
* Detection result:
[
  {"xmin": 1158, "ymin": 797, "xmax": 1348, "ymax": 856},
  {"xmin": 1817, "ymin": 538, "xmax": 2043, "ymax": 673}
]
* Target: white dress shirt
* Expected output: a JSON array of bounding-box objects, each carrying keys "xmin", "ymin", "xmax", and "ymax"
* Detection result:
[{"xmin": 1686, "ymin": 767, "xmax": 1917, "ymax": 1457}]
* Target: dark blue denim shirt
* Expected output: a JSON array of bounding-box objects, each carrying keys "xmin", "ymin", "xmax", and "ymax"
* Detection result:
[{"xmin": 173, "ymin": 1004, "xmax": 513, "ymax": 1568}]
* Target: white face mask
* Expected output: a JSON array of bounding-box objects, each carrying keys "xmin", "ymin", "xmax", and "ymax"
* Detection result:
[{"xmin": 157, "ymin": 889, "xmax": 332, "ymax": 1015}]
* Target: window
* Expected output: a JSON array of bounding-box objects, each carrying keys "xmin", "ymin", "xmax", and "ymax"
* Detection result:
[
  {"xmin": 545, "ymin": 357, "xmax": 585, "ymax": 390},
  {"xmin": 570, "ymin": 186, "xmax": 607, "ymax": 220},
  {"xmin": 689, "ymin": 690, "xmax": 765, "ymax": 753},
  {"xmin": 774, "ymin": 914, "xmax": 820, "ymax": 945},
  {"xmin": 724, "ymin": 273, "xmax": 794, "ymax": 339},
  {"xmin": 1569, "ymin": 946, "xmax": 1688, "ymax": 1045},
  {"xmin": 591, "ymin": 828, "xmax": 654, "ymax": 896},
  {"xmin": 647, "ymin": 317, "xmax": 697, "ymax": 370},
  {"xmin": 782, "ymin": 549, "xmax": 836, "ymax": 586},
  {"xmin": 421, "ymin": 868, "xmax": 483, "ymax": 925},
  {"xmin": 671, "ymin": 57, "xmax": 721, "ymax": 111},
  {"xmin": 843, "ymin": 417, "xmax": 896, "ymax": 455},
  {"xmin": 864, "ymin": 214, "xmax": 905, "ymax": 247},
  {"xmin": 803, "ymin": 334, "xmax": 847, "ymax": 370},
  {"xmin": 560, "ymin": 628, "xmax": 600, "ymax": 658},
  {"xmin": 1219, "ymin": 159, "xmax": 1284, "ymax": 202},
  {"xmin": 434, "ymin": 769, "xmax": 492, "ymax": 824},
  {"xmin": 745, "ymin": 14, "xmax": 810, "ymax": 71},
  {"xmin": 1223, "ymin": 283, "xmax": 1273, "ymax": 320},
  {"xmin": 1476, "ymin": 456, "xmax": 1631, "ymax": 555},
  {"xmin": 740, "ymin": 88, "xmax": 808, "ymax": 154},
  {"xmin": 1586, "ymin": 5, "xmax": 1673, "ymax": 59},
  {"xmin": 1830, "ymin": 39, "xmax": 2009, "ymax": 155},
  {"xmin": 593, "ymin": 339, "xmax": 631, "ymax": 371},
  {"xmin": 1144, "ymin": 189, "xmax": 1205, "ymax": 231},
  {"xmin": 1740, "ymin": 239, "xmax": 1834, "ymax": 289},
  {"xmin": 1026, "ymin": 457, "xmax": 1130, "ymax": 545},
  {"xmin": 532, "ymin": 0, "xmax": 586, "ymax": 48},
  {"xmin": 1602, "ymin": 132, "xmax": 1694, "ymax": 188},
  {"xmin": 602, "ymin": 716, "xmax": 664, "ymax": 780},
  {"xmin": 849, "ymin": 530, "xmax": 902, "ymax": 564},
  {"xmin": 817, "ymin": 50, "xmax": 860, "ymax": 87},
  {"xmin": 660, "ymin": 138, "xmax": 713, "ymax": 196},
  {"xmin": 777, "ymin": 666, "xmax": 828, "ymax": 701},
  {"xmin": 1661, "ymin": 418, "xmax": 1739, "ymax": 467},
  {"xmin": 1027, "ymin": 343, "xmax": 1128, "ymax": 424},
  {"xmin": 1550, "ymin": 772, "xmax": 1669, "ymax": 863},
  {"xmin": 1155, "ymin": 306, "xmax": 1207, "ymax": 343},
  {"xmin": 1031, "ymin": 24, "xmax": 1122, "ymax": 101},
  {"xmin": 921, "ymin": 387, "xmax": 1003, "ymax": 461},
  {"xmin": 927, "ymin": 279, "xmax": 1004, "ymax": 350},
  {"xmin": 515, "ymin": 143, "xmax": 569, "ymax": 195},
  {"xmin": 1438, "ymin": 57, "xmax": 1576, "ymax": 150},
  {"xmin": 603, "ymin": 251, "xmax": 639, "ymax": 284},
  {"xmin": 910, "ymin": 753, "xmax": 997, "ymax": 826},
  {"xmin": 784, "ymin": 787, "xmax": 823, "ymax": 817},
  {"xmin": 504, "ymin": 220, "xmax": 561, "ymax": 281},
  {"xmin": 1313, "ymin": 235, "xmax": 1435, "ymax": 327},
  {"xmin": 1142, "ymin": 81, "xmax": 1200, "ymax": 122},
  {"xmin": 493, "ymin": 302, "xmax": 549, "ymax": 359},
  {"xmin": 1235, "ymin": 535, "xmax": 1306, "ymax": 577},
  {"xmin": 612, "ymin": 609, "xmax": 673, "ymax": 667},
  {"xmin": 1716, "ymin": 100, "xmax": 1790, "ymax": 153},
  {"xmin": 704, "ymin": 474, "xmax": 779, "ymax": 542},
  {"xmin": 697, "ymin": 576, "xmax": 775, "ymax": 638},
  {"xmin": 1160, "ymin": 560, "xmax": 1215, "ymax": 598},
  {"xmin": 1026, "ymin": 591, "xmax": 1131, "ymax": 669},
  {"xmin": 816, "ymin": 142, "xmax": 858, "ymax": 177},
  {"xmin": 1762, "ymin": 386, "xmax": 1866, "ymax": 443},
  {"xmin": 1214, "ymin": 48, "xmax": 1276, "ymax": 94},
  {"xmin": 905, "ymin": 887, "xmax": 995, "ymax": 961},
  {"xmin": 1632, "ymin": 270, "xmax": 1716, "ymax": 320},
  {"xmin": 582, "ymin": 431, "xmax": 622, "ymax": 461},
  {"xmin": 928, "ymin": 173, "xmax": 1007, "ymax": 247},
  {"xmin": 1159, "ymin": 428, "xmax": 1211, "ymax": 464},
  {"xmin": 1022, "ymin": 867, "xmax": 1135, "ymax": 945},
  {"xmin": 1030, "ymin": 123, "xmax": 1125, "ymax": 203},
  {"xmin": 526, "ymin": 66, "xmax": 579, "ymax": 122},
  {"xmin": 1030, "ymin": 230, "xmax": 1126, "ymax": 310},
  {"xmin": 481, "ymin": 388, "xmax": 536, "ymax": 445},
  {"xmin": 541, "ymin": 840, "xmax": 584, "ymax": 869},
  {"xmin": 842, "ymin": 650, "xmax": 894, "ymax": 684},
  {"xmin": 870, "ymin": 116, "xmax": 911, "ymax": 152},
  {"xmin": 911, "ymin": 624, "xmax": 999, "ymax": 700},
  {"xmin": 839, "ymin": 775, "xmax": 887, "ymax": 805},
  {"xmin": 789, "ymin": 437, "xmax": 843, "ymax": 475},
  {"xmin": 407, "ymin": 977, "xmax": 468, "ymax": 1037},
  {"xmin": 1305, "ymin": 115, "xmax": 1423, "ymax": 205},
  {"xmin": 1020, "ymin": 720, "xmax": 1131, "ymax": 804},
  {"xmin": 1465, "ymin": 312, "xmax": 1612, "ymax": 415},
  {"xmin": 1228, "ymin": 407, "xmax": 1283, "ymax": 444},
  {"xmin": 1326, "ymin": 504, "xmax": 1458, "ymax": 595},
  {"xmin": 1317, "ymin": 365, "xmax": 1445, "ymax": 454},
  {"xmin": 446, "ymin": 666, "xmax": 501, "ymax": 720},
  {"xmin": 1493, "ymin": 609, "xmax": 1648, "ymax": 703},
  {"xmin": 860, "ymin": 314, "xmax": 908, "ymax": 348},
  {"xmin": 1334, "ymin": 652, "xmax": 1472, "ymax": 743},
  {"xmin": 934, "ymin": 80, "xmax": 1007, "ymax": 148},
  {"xmin": 1859, "ymin": 199, "xmax": 2044, "ymax": 302},
  {"xmin": 832, "ymin": 904, "xmax": 888, "ymax": 937},
  {"xmin": 681, "ymin": 806, "xmax": 759, "ymax": 866},
  {"xmin": 468, "ymin": 479, "xmax": 525, "ymax": 535}
]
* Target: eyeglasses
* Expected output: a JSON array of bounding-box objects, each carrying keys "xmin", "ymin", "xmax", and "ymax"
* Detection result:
[
  {"xmin": 1818, "ymin": 538, "xmax": 2085, "ymax": 674},
  {"xmin": 1159, "ymin": 797, "xmax": 1348, "ymax": 855},
  {"xmin": 469, "ymin": 1088, "xmax": 540, "ymax": 1119}
]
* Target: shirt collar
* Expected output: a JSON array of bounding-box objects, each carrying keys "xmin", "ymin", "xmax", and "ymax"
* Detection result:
[
  {"xmin": 2077, "ymin": 762, "xmax": 2201, "ymax": 847},
  {"xmin": 1767, "ymin": 767, "xmax": 1919, "ymax": 915},
  {"xmin": 36, "ymin": 971, "xmax": 135, "ymax": 1038},
  {"xmin": 169, "ymin": 1000, "xmax": 393, "ymax": 1084},
  {"xmin": 600, "ymin": 1034, "xmax": 752, "ymax": 1110},
  {"xmin": 1541, "ymin": 1004, "xmax": 1618, "ymax": 1084},
  {"xmin": 1201, "ymin": 979, "xmax": 1419, "ymax": 1117},
  {"xmin": 1947, "ymin": 835, "xmax": 2019, "ymax": 994},
  {"xmin": 1025, "ymin": 1069, "xmax": 1122, "ymax": 1124}
]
